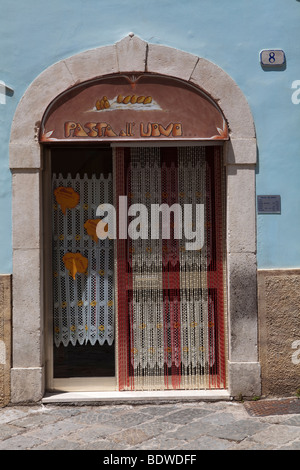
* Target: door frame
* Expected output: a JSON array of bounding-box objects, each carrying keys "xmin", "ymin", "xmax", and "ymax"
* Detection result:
[
  {"xmin": 44, "ymin": 142, "xmax": 227, "ymax": 392},
  {"xmin": 9, "ymin": 35, "xmax": 259, "ymax": 402}
]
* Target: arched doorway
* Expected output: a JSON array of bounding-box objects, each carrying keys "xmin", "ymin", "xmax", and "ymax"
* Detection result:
[{"xmin": 9, "ymin": 35, "xmax": 260, "ymax": 402}]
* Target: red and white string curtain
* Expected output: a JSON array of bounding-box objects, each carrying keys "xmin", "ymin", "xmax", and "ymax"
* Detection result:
[{"xmin": 115, "ymin": 146, "xmax": 226, "ymax": 391}]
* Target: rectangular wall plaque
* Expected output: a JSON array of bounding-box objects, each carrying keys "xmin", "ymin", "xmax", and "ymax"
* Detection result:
[{"xmin": 257, "ymin": 195, "xmax": 281, "ymax": 214}]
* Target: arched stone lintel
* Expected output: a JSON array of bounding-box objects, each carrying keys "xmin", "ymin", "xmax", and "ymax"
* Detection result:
[{"xmin": 9, "ymin": 34, "xmax": 256, "ymax": 169}]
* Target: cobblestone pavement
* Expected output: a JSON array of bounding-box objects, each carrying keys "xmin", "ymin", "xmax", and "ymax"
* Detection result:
[{"xmin": 1, "ymin": 399, "xmax": 300, "ymax": 451}]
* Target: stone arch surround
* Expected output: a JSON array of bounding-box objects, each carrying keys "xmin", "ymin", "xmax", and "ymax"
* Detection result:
[{"xmin": 9, "ymin": 34, "xmax": 259, "ymax": 402}]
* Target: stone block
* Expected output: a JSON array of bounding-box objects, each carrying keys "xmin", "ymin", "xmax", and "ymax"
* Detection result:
[
  {"xmin": 12, "ymin": 171, "xmax": 41, "ymax": 249},
  {"xmin": 147, "ymin": 43, "xmax": 198, "ymax": 81},
  {"xmin": 190, "ymin": 58, "xmax": 255, "ymax": 138},
  {"xmin": 10, "ymin": 143, "xmax": 42, "ymax": 170},
  {"xmin": 224, "ymin": 139, "xmax": 257, "ymax": 165},
  {"xmin": 226, "ymin": 164, "xmax": 256, "ymax": 253},
  {"xmin": 228, "ymin": 361, "xmax": 261, "ymax": 398},
  {"xmin": 116, "ymin": 35, "xmax": 147, "ymax": 73},
  {"xmin": 227, "ymin": 252, "xmax": 258, "ymax": 363},
  {"xmin": 0, "ymin": 275, "xmax": 12, "ymax": 407},
  {"xmin": 10, "ymin": 61, "xmax": 75, "ymax": 146},
  {"xmin": 10, "ymin": 367, "xmax": 44, "ymax": 404},
  {"xmin": 12, "ymin": 249, "xmax": 42, "ymax": 368},
  {"xmin": 65, "ymin": 45, "xmax": 119, "ymax": 83}
]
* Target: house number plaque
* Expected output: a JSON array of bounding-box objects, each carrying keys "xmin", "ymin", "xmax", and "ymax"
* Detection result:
[{"xmin": 260, "ymin": 50, "xmax": 286, "ymax": 67}]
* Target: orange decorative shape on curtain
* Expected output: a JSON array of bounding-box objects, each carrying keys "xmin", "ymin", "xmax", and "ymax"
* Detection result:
[
  {"xmin": 84, "ymin": 219, "xmax": 98, "ymax": 242},
  {"xmin": 54, "ymin": 186, "xmax": 80, "ymax": 214},
  {"xmin": 84, "ymin": 218, "xmax": 109, "ymax": 241},
  {"xmin": 62, "ymin": 252, "xmax": 88, "ymax": 280}
]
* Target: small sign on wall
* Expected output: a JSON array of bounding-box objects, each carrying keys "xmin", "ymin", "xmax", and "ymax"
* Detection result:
[
  {"xmin": 257, "ymin": 195, "xmax": 281, "ymax": 214},
  {"xmin": 260, "ymin": 50, "xmax": 286, "ymax": 67}
]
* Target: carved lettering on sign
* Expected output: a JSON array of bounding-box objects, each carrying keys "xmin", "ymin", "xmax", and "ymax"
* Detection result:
[{"xmin": 64, "ymin": 121, "xmax": 183, "ymax": 139}]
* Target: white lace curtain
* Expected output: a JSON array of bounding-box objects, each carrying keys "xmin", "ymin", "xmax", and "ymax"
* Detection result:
[{"xmin": 52, "ymin": 173, "xmax": 114, "ymax": 347}]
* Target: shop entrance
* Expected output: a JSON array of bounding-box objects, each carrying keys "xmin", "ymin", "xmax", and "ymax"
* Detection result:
[
  {"xmin": 10, "ymin": 38, "xmax": 259, "ymax": 403},
  {"xmin": 47, "ymin": 144, "xmax": 226, "ymax": 392}
]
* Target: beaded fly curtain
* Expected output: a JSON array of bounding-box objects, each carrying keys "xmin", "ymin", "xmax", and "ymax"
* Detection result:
[
  {"xmin": 52, "ymin": 173, "xmax": 114, "ymax": 348},
  {"xmin": 115, "ymin": 146, "xmax": 226, "ymax": 391}
]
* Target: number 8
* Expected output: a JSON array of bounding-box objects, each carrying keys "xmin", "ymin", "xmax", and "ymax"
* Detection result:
[{"xmin": 269, "ymin": 52, "xmax": 276, "ymax": 63}]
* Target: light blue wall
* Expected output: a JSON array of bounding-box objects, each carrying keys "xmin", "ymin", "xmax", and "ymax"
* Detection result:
[{"xmin": 1, "ymin": 0, "xmax": 300, "ymax": 272}]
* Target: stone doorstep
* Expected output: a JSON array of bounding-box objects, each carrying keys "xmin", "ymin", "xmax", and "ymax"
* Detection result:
[{"xmin": 42, "ymin": 389, "xmax": 231, "ymax": 405}]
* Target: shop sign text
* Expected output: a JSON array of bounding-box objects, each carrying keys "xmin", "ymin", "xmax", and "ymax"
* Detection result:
[{"xmin": 64, "ymin": 121, "xmax": 183, "ymax": 139}]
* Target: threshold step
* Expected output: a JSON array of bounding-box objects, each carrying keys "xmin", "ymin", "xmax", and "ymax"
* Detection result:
[{"xmin": 42, "ymin": 389, "xmax": 231, "ymax": 404}]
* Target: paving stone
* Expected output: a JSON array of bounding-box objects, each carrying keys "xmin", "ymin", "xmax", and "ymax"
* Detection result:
[
  {"xmin": 108, "ymin": 411, "xmax": 150, "ymax": 429},
  {"xmin": 82, "ymin": 439, "xmax": 129, "ymax": 450},
  {"xmin": 23, "ymin": 418, "xmax": 83, "ymax": 442},
  {"xmin": 131, "ymin": 419, "xmax": 174, "ymax": 440},
  {"xmin": 251, "ymin": 424, "xmax": 300, "ymax": 447},
  {"xmin": 71, "ymin": 409, "xmax": 122, "ymax": 425},
  {"xmin": 278, "ymin": 439, "xmax": 300, "ymax": 450},
  {"xmin": 110, "ymin": 427, "xmax": 150, "ymax": 445},
  {"xmin": 197, "ymin": 412, "xmax": 238, "ymax": 426},
  {"xmin": 0, "ymin": 408, "xmax": 31, "ymax": 424},
  {"xmin": 136, "ymin": 405, "xmax": 178, "ymax": 417},
  {"xmin": 0, "ymin": 434, "xmax": 44, "ymax": 450},
  {"xmin": 9, "ymin": 412, "xmax": 64, "ymax": 428},
  {"xmin": 132, "ymin": 437, "xmax": 188, "ymax": 450},
  {"xmin": 228, "ymin": 439, "xmax": 274, "ymax": 450},
  {"xmin": 180, "ymin": 435, "xmax": 232, "ymax": 450},
  {"xmin": 203, "ymin": 419, "xmax": 269, "ymax": 442},
  {"xmin": 280, "ymin": 415, "xmax": 300, "ymax": 427},
  {"xmin": 0, "ymin": 424, "xmax": 24, "ymax": 440},
  {"xmin": 42, "ymin": 406, "xmax": 86, "ymax": 417},
  {"xmin": 64, "ymin": 423, "xmax": 121, "ymax": 443},
  {"xmin": 156, "ymin": 407, "xmax": 213, "ymax": 424},
  {"xmin": 257, "ymin": 415, "xmax": 292, "ymax": 425},
  {"xmin": 32, "ymin": 438, "xmax": 82, "ymax": 450},
  {"xmin": 164, "ymin": 421, "xmax": 208, "ymax": 441}
]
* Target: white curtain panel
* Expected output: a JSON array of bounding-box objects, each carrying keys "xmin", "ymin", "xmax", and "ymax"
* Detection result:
[{"xmin": 52, "ymin": 173, "xmax": 114, "ymax": 347}]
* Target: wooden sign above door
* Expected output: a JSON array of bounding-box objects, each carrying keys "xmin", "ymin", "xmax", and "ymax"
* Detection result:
[{"xmin": 40, "ymin": 74, "xmax": 228, "ymax": 143}]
